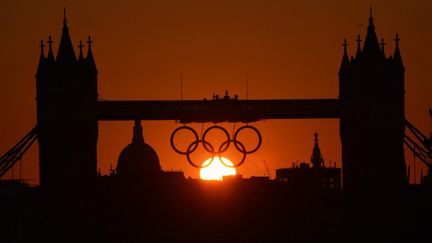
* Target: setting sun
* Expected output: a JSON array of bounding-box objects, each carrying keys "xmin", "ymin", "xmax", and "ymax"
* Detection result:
[{"xmin": 199, "ymin": 157, "xmax": 237, "ymax": 181}]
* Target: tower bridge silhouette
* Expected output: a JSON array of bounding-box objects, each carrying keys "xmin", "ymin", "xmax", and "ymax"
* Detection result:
[
  {"xmin": 1, "ymin": 10, "xmax": 432, "ymax": 195},
  {"xmin": 2, "ymin": 9, "xmax": 432, "ymax": 243}
]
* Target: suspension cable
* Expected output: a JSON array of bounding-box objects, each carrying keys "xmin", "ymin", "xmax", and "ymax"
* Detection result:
[{"xmin": 0, "ymin": 127, "xmax": 37, "ymax": 178}]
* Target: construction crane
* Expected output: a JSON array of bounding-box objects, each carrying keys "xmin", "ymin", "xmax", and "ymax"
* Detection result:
[{"xmin": 262, "ymin": 160, "xmax": 271, "ymax": 178}]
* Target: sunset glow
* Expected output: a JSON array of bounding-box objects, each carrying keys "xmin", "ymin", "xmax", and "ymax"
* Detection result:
[{"xmin": 199, "ymin": 157, "xmax": 236, "ymax": 180}]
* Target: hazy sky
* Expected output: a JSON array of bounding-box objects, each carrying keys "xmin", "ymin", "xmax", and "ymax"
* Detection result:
[{"xmin": 0, "ymin": 0, "xmax": 431, "ymax": 184}]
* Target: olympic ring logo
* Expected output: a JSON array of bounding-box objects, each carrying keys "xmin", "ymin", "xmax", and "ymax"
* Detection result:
[{"xmin": 170, "ymin": 125, "xmax": 262, "ymax": 168}]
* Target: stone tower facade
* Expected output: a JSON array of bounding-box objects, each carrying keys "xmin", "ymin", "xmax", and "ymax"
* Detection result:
[
  {"xmin": 339, "ymin": 12, "xmax": 407, "ymax": 192},
  {"xmin": 36, "ymin": 12, "xmax": 98, "ymax": 192}
]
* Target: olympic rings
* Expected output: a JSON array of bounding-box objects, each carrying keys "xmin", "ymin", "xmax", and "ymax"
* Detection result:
[
  {"xmin": 170, "ymin": 126, "xmax": 199, "ymax": 155},
  {"xmin": 233, "ymin": 125, "xmax": 262, "ymax": 154},
  {"xmin": 202, "ymin": 125, "xmax": 231, "ymax": 153},
  {"xmin": 218, "ymin": 140, "xmax": 247, "ymax": 168},
  {"xmin": 170, "ymin": 124, "xmax": 262, "ymax": 168},
  {"xmin": 186, "ymin": 140, "xmax": 215, "ymax": 168}
]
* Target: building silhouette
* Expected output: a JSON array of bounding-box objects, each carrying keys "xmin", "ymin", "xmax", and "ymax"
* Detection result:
[
  {"xmin": 1, "ymin": 10, "xmax": 432, "ymax": 243},
  {"xmin": 116, "ymin": 120, "xmax": 161, "ymax": 178},
  {"xmin": 36, "ymin": 12, "xmax": 98, "ymax": 192},
  {"xmin": 276, "ymin": 133, "xmax": 341, "ymax": 190},
  {"xmin": 33, "ymin": 10, "xmax": 409, "ymax": 194},
  {"xmin": 338, "ymin": 11, "xmax": 407, "ymax": 192}
]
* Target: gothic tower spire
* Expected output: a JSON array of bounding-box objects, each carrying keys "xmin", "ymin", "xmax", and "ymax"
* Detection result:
[
  {"xmin": 393, "ymin": 34, "xmax": 404, "ymax": 69},
  {"xmin": 78, "ymin": 40, "xmax": 84, "ymax": 62},
  {"xmin": 36, "ymin": 40, "xmax": 46, "ymax": 77},
  {"xmin": 63, "ymin": 7, "xmax": 67, "ymax": 27},
  {"xmin": 355, "ymin": 34, "xmax": 362, "ymax": 59},
  {"xmin": 46, "ymin": 36, "xmax": 55, "ymax": 63},
  {"xmin": 56, "ymin": 8, "xmax": 76, "ymax": 65},
  {"xmin": 338, "ymin": 39, "xmax": 350, "ymax": 75},
  {"xmin": 86, "ymin": 36, "xmax": 97, "ymax": 73},
  {"xmin": 380, "ymin": 38, "xmax": 386, "ymax": 56},
  {"xmin": 38, "ymin": 40, "xmax": 45, "ymax": 58},
  {"xmin": 362, "ymin": 7, "xmax": 381, "ymax": 59}
]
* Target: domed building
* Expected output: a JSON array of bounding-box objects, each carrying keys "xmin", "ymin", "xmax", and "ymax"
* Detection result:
[{"xmin": 116, "ymin": 120, "xmax": 161, "ymax": 178}]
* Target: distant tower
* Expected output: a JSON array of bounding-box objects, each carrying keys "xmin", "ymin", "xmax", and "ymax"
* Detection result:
[
  {"xmin": 36, "ymin": 11, "xmax": 98, "ymax": 192},
  {"xmin": 276, "ymin": 132, "xmax": 341, "ymax": 190},
  {"xmin": 311, "ymin": 132, "xmax": 324, "ymax": 168},
  {"xmin": 116, "ymin": 120, "xmax": 161, "ymax": 178},
  {"xmin": 338, "ymin": 11, "xmax": 407, "ymax": 192}
]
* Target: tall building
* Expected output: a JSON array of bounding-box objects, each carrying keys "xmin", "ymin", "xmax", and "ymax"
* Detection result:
[
  {"xmin": 36, "ymin": 12, "xmax": 98, "ymax": 191},
  {"xmin": 338, "ymin": 11, "xmax": 407, "ymax": 192}
]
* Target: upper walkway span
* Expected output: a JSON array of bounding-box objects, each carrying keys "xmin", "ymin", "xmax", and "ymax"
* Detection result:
[{"xmin": 97, "ymin": 99, "xmax": 341, "ymax": 123}]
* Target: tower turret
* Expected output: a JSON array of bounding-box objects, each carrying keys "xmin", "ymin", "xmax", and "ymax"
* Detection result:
[
  {"xmin": 355, "ymin": 34, "xmax": 362, "ymax": 60},
  {"xmin": 85, "ymin": 36, "xmax": 97, "ymax": 74},
  {"xmin": 393, "ymin": 34, "xmax": 404, "ymax": 70},
  {"xmin": 380, "ymin": 38, "xmax": 386, "ymax": 56},
  {"xmin": 77, "ymin": 40, "xmax": 84, "ymax": 62},
  {"xmin": 338, "ymin": 39, "xmax": 350, "ymax": 75},
  {"xmin": 46, "ymin": 36, "xmax": 55, "ymax": 64},
  {"xmin": 36, "ymin": 40, "xmax": 46, "ymax": 78}
]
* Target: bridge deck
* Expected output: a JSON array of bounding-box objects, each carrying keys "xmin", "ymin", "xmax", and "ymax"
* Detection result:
[{"xmin": 97, "ymin": 99, "xmax": 341, "ymax": 122}]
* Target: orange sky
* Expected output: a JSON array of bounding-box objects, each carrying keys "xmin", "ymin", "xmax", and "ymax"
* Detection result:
[{"xmin": 0, "ymin": 0, "xmax": 431, "ymax": 184}]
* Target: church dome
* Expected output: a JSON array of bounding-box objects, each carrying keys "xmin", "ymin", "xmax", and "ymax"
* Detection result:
[{"xmin": 116, "ymin": 120, "xmax": 161, "ymax": 177}]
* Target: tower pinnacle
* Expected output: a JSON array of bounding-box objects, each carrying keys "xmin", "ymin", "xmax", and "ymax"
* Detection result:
[
  {"xmin": 394, "ymin": 34, "xmax": 400, "ymax": 47},
  {"xmin": 47, "ymin": 36, "xmax": 53, "ymax": 48},
  {"xmin": 86, "ymin": 36, "xmax": 97, "ymax": 72},
  {"xmin": 355, "ymin": 34, "xmax": 362, "ymax": 59},
  {"xmin": 339, "ymin": 39, "xmax": 350, "ymax": 74},
  {"xmin": 56, "ymin": 8, "xmax": 76, "ymax": 64},
  {"xmin": 36, "ymin": 40, "xmax": 46, "ymax": 77},
  {"xmin": 78, "ymin": 40, "xmax": 84, "ymax": 61},
  {"xmin": 87, "ymin": 36, "xmax": 93, "ymax": 49},
  {"xmin": 393, "ymin": 34, "xmax": 404, "ymax": 69},
  {"xmin": 343, "ymin": 39, "xmax": 348, "ymax": 51},
  {"xmin": 63, "ymin": 8, "xmax": 67, "ymax": 27},
  {"xmin": 47, "ymin": 36, "xmax": 55, "ymax": 62},
  {"xmin": 380, "ymin": 38, "xmax": 386, "ymax": 55},
  {"xmin": 39, "ymin": 40, "xmax": 45, "ymax": 56},
  {"xmin": 311, "ymin": 132, "xmax": 324, "ymax": 168},
  {"xmin": 362, "ymin": 7, "xmax": 381, "ymax": 59}
]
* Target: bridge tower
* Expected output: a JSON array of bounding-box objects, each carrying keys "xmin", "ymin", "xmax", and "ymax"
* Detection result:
[
  {"xmin": 35, "ymin": 12, "xmax": 98, "ymax": 192},
  {"xmin": 338, "ymin": 12, "xmax": 407, "ymax": 192}
]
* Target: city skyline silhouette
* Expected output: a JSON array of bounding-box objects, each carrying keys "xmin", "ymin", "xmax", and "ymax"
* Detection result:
[
  {"xmin": 1, "ymin": 2, "xmax": 432, "ymax": 242},
  {"xmin": 0, "ymin": 1, "xmax": 431, "ymax": 183}
]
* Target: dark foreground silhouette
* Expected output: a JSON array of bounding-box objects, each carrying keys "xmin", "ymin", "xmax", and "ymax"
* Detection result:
[{"xmin": 1, "ymin": 177, "xmax": 431, "ymax": 243}]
